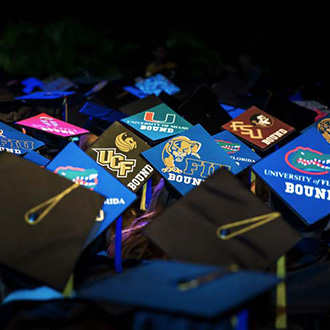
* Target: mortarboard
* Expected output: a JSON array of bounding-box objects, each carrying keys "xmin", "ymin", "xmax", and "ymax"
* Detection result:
[
  {"xmin": 0, "ymin": 122, "xmax": 44, "ymax": 155},
  {"xmin": 23, "ymin": 151, "xmax": 49, "ymax": 167},
  {"xmin": 121, "ymin": 103, "xmax": 192, "ymax": 143},
  {"xmin": 119, "ymin": 95, "xmax": 163, "ymax": 116},
  {"xmin": 264, "ymin": 95, "xmax": 317, "ymax": 132},
  {"xmin": 213, "ymin": 130, "xmax": 261, "ymax": 172},
  {"xmin": 86, "ymin": 121, "xmax": 154, "ymax": 192},
  {"xmin": 252, "ymin": 127, "xmax": 330, "ymax": 226},
  {"xmin": 142, "ymin": 125, "xmax": 242, "ymax": 195},
  {"xmin": 41, "ymin": 77, "xmax": 76, "ymax": 92},
  {"xmin": 220, "ymin": 103, "xmax": 246, "ymax": 119},
  {"xmin": 123, "ymin": 86, "xmax": 148, "ymax": 99},
  {"xmin": 0, "ymin": 152, "xmax": 104, "ymax": 290},
  {"xmin": 46, "ymin": 142, "xmax": 136, "ymax": 247},
  {"xmin": 135, "ymin": 74, "xmax": 180, "ymax": 97},
  {"xmin": 144, "ymin": 168, "xmax": 300, "ymax": 270},
  {"xmin": 222, "ymin": 106, "xmax": 295, "ymax": 151},
  {"xmin": 177, "ymin": 85, "xmax": 232, "ymax": 135},
  {"xmin": 77, "ymin": 260, "xmax": 279, "ymax": 318},
  {"xmin": 16, "ymin": 113, "xmax": 89, "ymax": 138},
  {"xmin": 15, "ymin": 91, "xmax": 75, "ymax": 100},
  {"xmin": 79, "ymin": 101, "xmax": 127, "ymax": 123}
]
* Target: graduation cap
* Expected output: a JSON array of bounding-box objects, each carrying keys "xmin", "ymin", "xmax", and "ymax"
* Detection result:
[
  {"xmin": 41, "ymin": 77, "xmax": 76, "ymax": 92},
  {"xmin": 177, "ymin": 85, "xmax": 232, "ymax": 135},
  {"xmin": 135, "ymin": 74, "xmax": 180, "ymax": 96},
  {"xmin": 15, "ymin": 91, "xmax": 75, "ymax": 100},
  {"xmin": 79, "ymin": 101, "xmax": 127, "ymax": 123},
  {"xmin": 264, "ymin": 95, "xmax": 317, "ymax": 132},
  {"xmin": 142, "ymin": 125, "xmax": 242, "ymax": 195},
  {"xmin": 123, "ymin": 86, "xmax": 148, "ymax": 99},
  {"xmin": 252, "ymin": 127, "xmax": 330, "ymax": 226},
  {"xmin": 144, "ymin": 168, "xmax": 300, "ymax": 270},
  {"xmin": 222, "ymin": 106, "xmax": 295, "ymax": 151},
  {"xmin": 213, "ymin": 130, "xmax": 261, "ymax": 172},
  {"xmin": 46, "ymin": 142, "xmax": 136, "ymax": 247},
  {"xmin": 121, "ymin": 103, "xmax": 193, "ymax": 143},
  {"xmin": 23, "ymin": 151, "xmax": 49, "ymax": 167},
  {"xmin": 0, "ymin": 121, "xmax": 44, "ymax": 155},
  {"xmin": 86, "ymin": 121, "xmax": 154, "ymax": 192},
  {"xmin": 0, "ymin": 152, "xmax": 104, "ymax": 290},
  {"xmin": 78, "ymin": 260, "xmax": 279, "ymax": 319},
  {"xmin": 119, "ymin": 95, "xmax": 163, "ymax": 116},
  {"xmin": 220, "ymin": 103, "xmax": 246, "ymax": 119},
  {"xmin": 16, "ymin": 113, "xmax": 89, "ymax": 138}
]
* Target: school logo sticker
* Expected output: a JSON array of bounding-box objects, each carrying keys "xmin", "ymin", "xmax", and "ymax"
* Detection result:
[
  {"xmin": 215, "ymin": 140, "xmax": 241, "ymax": 154},
  {"xmin": 252, "ymin": 127, "xmax": 330, "ymax": 225},
  {"xmin": 162, "ymin": 136, "xmax": 201, "ymax": 173},
  {"xmin": 93, "ymin": 148, "xmax": 136, "ymax": 178},
  {"xmin": 121, "ymin": 103, "xmax": 192, "ymax": 142},
  {"xmin": 317, "ymin": 117, "xmax": 330, "ymax": 143},
  {"xmin": 285, "ymin": 147, "xmax": 330, "ymax": 175},
  {"xmin": 115, "ymin": 133, "xmax": 137, "ymax": 152},
  {"xmin": 142, "ymin": 125, "xmax": 241, "ymax": 195},
  {"xmin": 0, "ymin": 122, "xmax": 44, "ymax": 155},
  {"xmin": 222, "ymin": 106, "xmax": 295, "ymax": 151},
  {"xmin": 54, "ymin": 166, "xmax": 99, "ymax": 190}
]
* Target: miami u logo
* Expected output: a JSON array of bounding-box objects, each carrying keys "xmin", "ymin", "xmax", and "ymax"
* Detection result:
[
  {"xmin": 229, "ymin": 121, "xmax": 263, "ymax": 139},
  {"xmin": 93, "ymin": 148, "xmax": 136, "ymax": 178},
  {"xmin": 144, "ymin": 112, "xmax": 176, "ymax": 124}
]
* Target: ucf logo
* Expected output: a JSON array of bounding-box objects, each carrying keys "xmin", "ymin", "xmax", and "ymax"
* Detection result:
[
  {"xmin": 93, "ymin": 148, "xmax": 136, "ymax": 178},
  {"xmin": 115, "ymin": 133, "xmax": 137, "ymax": 152},
  {"xmin": 144, "ymin": 112, "xmax": 176, "ymax": 124},
  {"xmin": 229, "ymin": 121, "xmax": 263, "ymax": 139}
]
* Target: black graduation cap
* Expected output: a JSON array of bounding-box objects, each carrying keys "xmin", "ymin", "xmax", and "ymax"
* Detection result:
[
  {"xmin": 144, "ymin": 168, "xmax": 300, "ymax": 270},
  {"xmin": 177, "ymin": 85, "xmax": 232, "ymax": 135},
  {"xmin": 264, "ymin": 95, "xmax": 317, "ymax": 132},
  {"xmin": 0, "ymin": 152, "xmax": 104, "ymax": 290},
  {"xmin": 78, "ymin": 260, "xmax": 280, "ymax": 319},
  {"xmin": 86, "ymin": 121, "xmax": 154, "ymax": 192}
]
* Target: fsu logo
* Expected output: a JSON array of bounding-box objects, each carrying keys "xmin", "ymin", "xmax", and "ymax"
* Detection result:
[
  {"xmin": 162, "ymin": 136, "xmax": 201, "ymax": 173},
  {"xmin": 115, "ymin": 133, "xmax": 137, "ymax": 152},
  {"xmin": 215, "ymin": 140, "xmax": 241, "ymax": 154},
  {"xmin": 54, "ymin": 166, "xmax": 99, "ymax": 190},
  {"xmin": 285, "ymin": 147, "xmax": 330, "ymax": 175},
  {"xmin": 229, "ymin": 121, "xmax": 263, "ymax": 139},
  {"xmin": 93, "ymin": 148, "xmax": 136, "ymax": 178},
  {"xmin": 144, "ymin": 112, "xmax": 176, "ymax": 124},
  {"xmin": 249, "ymin": 113, "xmax": 274, "ymax": 128}
]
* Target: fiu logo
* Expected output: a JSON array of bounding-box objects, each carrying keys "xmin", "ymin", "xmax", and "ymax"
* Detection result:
[
  {"xmin": 93, "ymin": 148, "xmax": 136, "ymax": 178},
  {"xmin": 317, "ymin": 118, "xmax": 330, "ymax": 143},
  {"xmin": 285, "ymin": 146, "xmax": 330, "ymax": 175},
  {"xmin": 162, "ymin": 136, "xmax": 201, "ymax": 173},
  {"xmin": 229, "ymin": 121, "xmax": 263, "ymax": 139},
  {"xmin": 54, "ymin": 166, "xmax": 99, "ymax": 190},
  {"xmin": 144, "ymin": 111, "xmax": 176, "ymax": 124},
  {"xmin": 0, "ymin": 136, "xmax": 35, "ymax": 151},
  {"xmin": 115, "ymin": 133, "xmax": 137, "ymax": 152}
]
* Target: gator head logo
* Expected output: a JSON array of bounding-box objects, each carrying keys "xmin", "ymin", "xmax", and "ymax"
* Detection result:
[
  {"xmin": 285, "ymin": 147, "xmax": 330, "ymax": 175},
  {"xmin": 215, "ymin": 139, "xmax": 241, "ymax": 154},
  {"xmin": 54, "ymin": 166, "xmax": 99, "ymax": 189},
  {"xmin": 115, "ymin": 133, "xmax": 137, "ymax": 152},
  {"xmin": 317, "ymin": 118, "xmax": 330, "ymax": 143},
  {"xmin": 161, "ymin": 136, "xmax": 201, "ymax": 174}
]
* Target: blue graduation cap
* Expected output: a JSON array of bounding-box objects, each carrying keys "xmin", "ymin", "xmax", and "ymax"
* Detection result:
[
  {"xmin": 0, "ymin": 122, "xmax": 44, "ymax": 155},
  {"xmin": 23, "ymin": 151, "xmax": 49, "ymax": 167},
  {"xmin": 142, "ymin": 124, "xmax": 241, "ymax": 195},
  {"xmin": 123, "ymin": 86, "xmax": 148, "ymax": 99},
  {"xmin": 220, "ymin": 103, "xmax": 246, "ymax": 119},
  {"xmin": 79, "ymin": 102, "xmax": 127, "ymax": 123},
  {"xmin": 252, "ymin": 127, "xmax": 330, "ymax": 225},
  {"xmin": 135, "ymin": 74, "xmax": 180, "ymax": 96},
  {"xmin": 121, "ymin": 103, "xmax": 192, "ymax": 142},
  {"xmin": 213, "ymin": 130, "xmax": 261, "ymax": 171},
  {"xmin": 46, "ymin": 143, "xmax": 136, "ymax": 247},
  {"xmin": 15, "ymin": 91, "xmax": 75, "ymax": 100},
  {"xmin": 77, "ymin": 260, "xmax": 279, "ymax": 318}
]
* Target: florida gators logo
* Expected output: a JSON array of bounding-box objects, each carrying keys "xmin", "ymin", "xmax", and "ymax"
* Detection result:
[
  {"xmin": 285, "ymin": 147, "xmax": 330, "ymax": 175},
  {"xmin": 215, "ymin": 140, "xmax": 241, "ymax": 154},
  {"xmin": 161, "ymin": 136, "xmax": 201, "ymax": 174},
  {"xmin": 54, "ymin": 166, "xmax": 99, "ymax": 189}
]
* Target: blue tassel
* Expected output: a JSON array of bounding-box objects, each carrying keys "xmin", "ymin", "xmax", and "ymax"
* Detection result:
[{"xmin": 115, "ymin": 216, "xmax": 123, "ymax": 273}]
